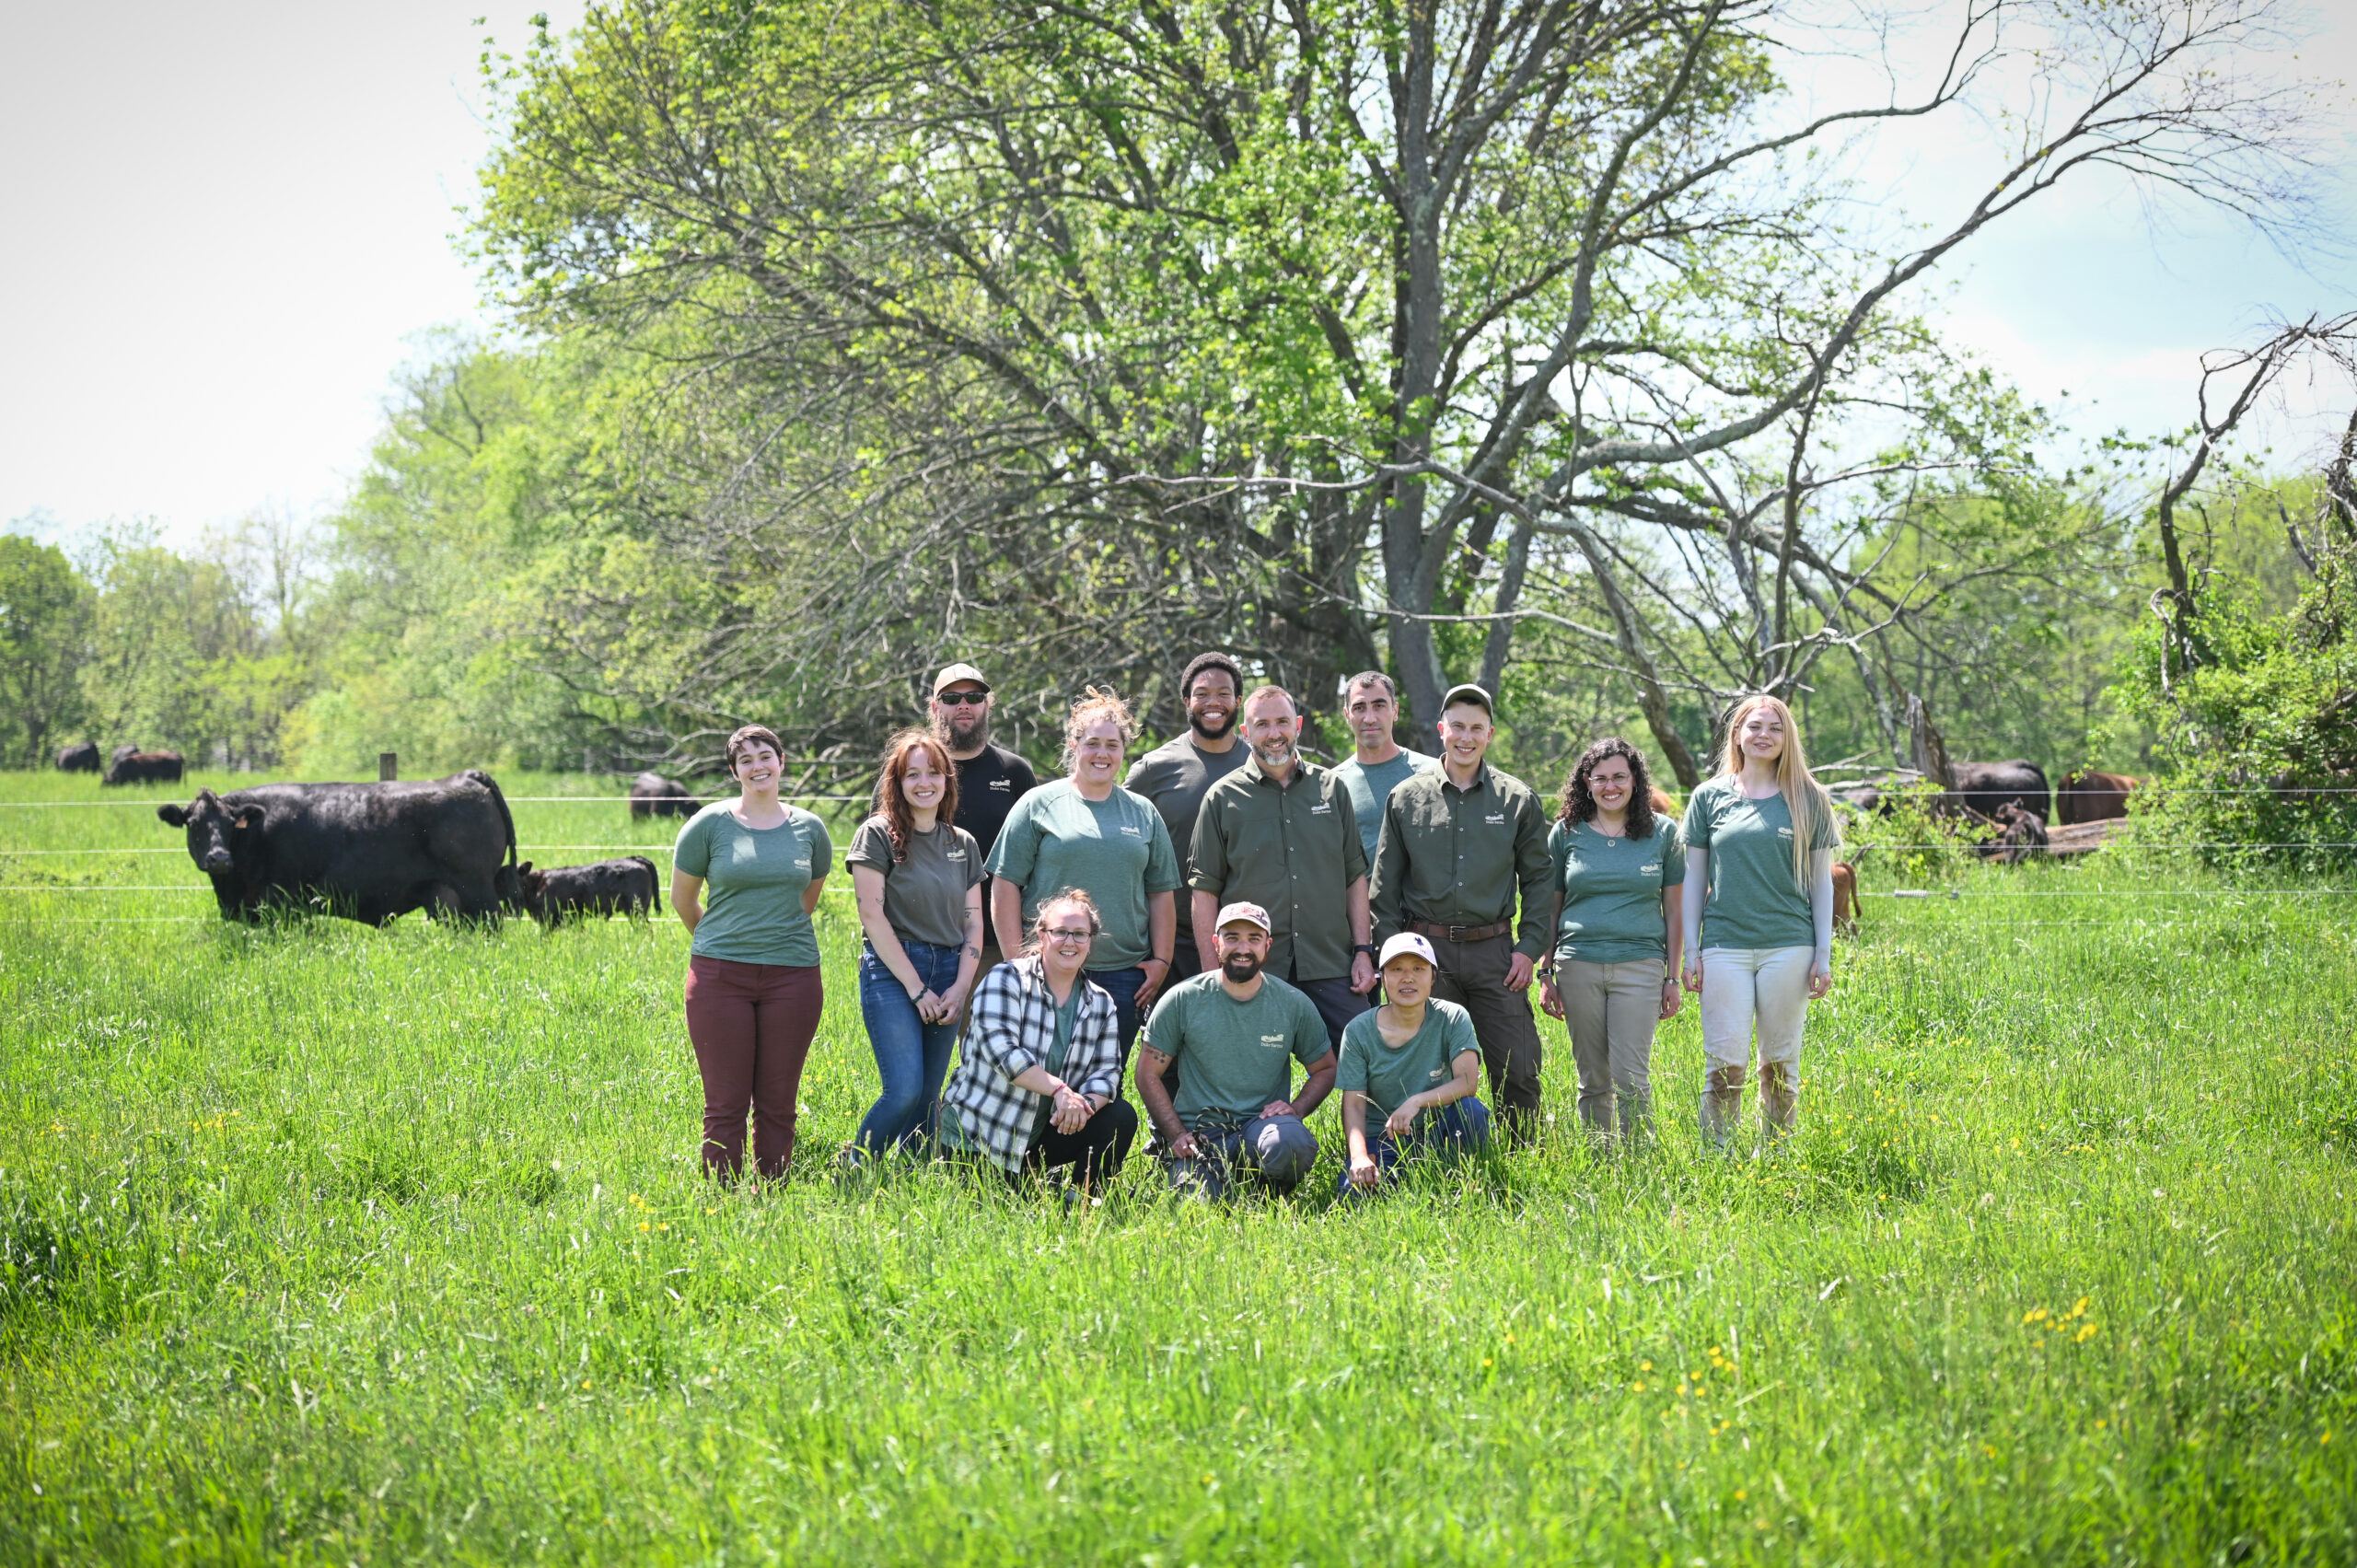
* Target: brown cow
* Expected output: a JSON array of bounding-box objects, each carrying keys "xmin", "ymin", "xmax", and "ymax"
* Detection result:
[
  {"xmin": 104, "ymin": 749, "xmax": 185, "ymax": 786},
  {"xmin": 2056, "ymin": 769, "xmax": 2137, "ymax": 825},
  {"xmin": 1831, "ymin": 862, "xmax": 1860, "ymax": 935},
  {"xmin": 628, "ymin": 772, "xmax": 697, "ymax": 819}
]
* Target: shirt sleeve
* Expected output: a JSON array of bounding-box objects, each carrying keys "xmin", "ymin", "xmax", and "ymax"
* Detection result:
[
  {"xmin": 807, "ymin": 814, "xmax": 835, "ymax": 879},
  {"xmin": 1142, "ymin": 804, "xmax": 1183, "ymax": 894},
  {"xmin": 1680, "ymin": 784, "xmax": 1714, "ymax": 850},
  {"xmin": 1187, "ymin": 790, "xmax": 1230, "ymax": 895},
  {"xmin": 1513, "ymin": 788, "xmax": 1554, "ymax": 959},
  {"xmin": 1335, "ymin": 1025, "xmax": 1369, "ymax": 1095},
  {"xmin": 672, "ymin": 812, "xmax": 712, "ymax": 877},
  {"xmin": 1370, "ymin": 794, "xmax": 1406, "ymax": 940},
  {"xmin": 1443, "ymin": 1003, "xmax": 1480, "ymax": 1059},
  {"xmin": 1291, "ymin": 992, "xmax": 1330, "ymax": 1067},
  {"xmin": 1338, "ymin": 779, "xmax": 1368, "ymax": 884},
  {"xmin": 1007, "ymin": 752, "xmax": 1039, "ymax": 794},
  {"xmin": 844, "ymin": 817, "xmax": 894, "ymax": 872},
  {"xmin": 984, "ymin": 794, "xmax": 1039, "ymax": 883},
  {"xmin": 1658, "ymin": 818, "xmax": 1688, "ymax": 885},
  {"xmin": 1143, "ymin": 983, "xmax": 1187, "ymax": 1062},
  {"xmin": 956, "ymin": 828, "xmax": 985, "ymax": 891},
  {"xmin": 965, "ymin": 966, "xmax": 1040, "ymax": 1078},
  {"xmin": 1071, "ymin": 986, "xmax": 1121, "ymax": 1100}
]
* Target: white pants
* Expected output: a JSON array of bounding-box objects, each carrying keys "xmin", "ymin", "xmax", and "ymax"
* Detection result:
[{"xmin": 1698, "ymin": 945, "xmax": 1813, "ymax": 1139}]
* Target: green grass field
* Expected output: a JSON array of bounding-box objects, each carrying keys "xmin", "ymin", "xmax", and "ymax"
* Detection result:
[{"xmin": 2, "ymin": 768, "xmax": 2353, "ymax": 1563}]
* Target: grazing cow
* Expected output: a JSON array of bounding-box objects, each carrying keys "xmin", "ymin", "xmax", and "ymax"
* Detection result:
[
  {"xmin": 629, "ymin": 772, "xmax": 696, "ymax": 819},
  {"xmin": 157, "ymin": 769, "xmax": 518, "ymax": 925},
  {"xmin": 104, "ymin": 749, "xmax": 185, "ymax": 786},
  {"xmin": 510, "ymin": 856, "xmax": 660, "ymax": 926},
  {"xmin": 1980, "ymin": 802, "xmax": 2049, "ymax": 865},
  {"xmin": 2056, "ymin": 769, "xmax": 2138, "ymax": 825},
  {"xmin": 1831, "ymin": 862, "xmax": 1860, "ymax": 935},
  {"xmin": 56, "ymin": 741, "xmax": 100, "ymax": 772},
  {"xmin": 1945, "ymin": 760, "xmax": 2049, "ymax": 823}
]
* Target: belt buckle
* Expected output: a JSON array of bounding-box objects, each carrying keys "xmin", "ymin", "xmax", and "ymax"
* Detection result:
[{"xmin": 1446, "ymin": 923, "xmax": 1467, "ymax": 942}]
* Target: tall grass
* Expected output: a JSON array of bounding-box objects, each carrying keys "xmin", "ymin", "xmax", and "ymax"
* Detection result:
[{"xmin": 1, "ymin": 769, "xmax": 2351, "ymax": 1562}]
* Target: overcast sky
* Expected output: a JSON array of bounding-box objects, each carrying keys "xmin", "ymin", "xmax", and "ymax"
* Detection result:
[{"xmin": 2, "ymin": 1, "xmax": 2351, "ymax": 551}]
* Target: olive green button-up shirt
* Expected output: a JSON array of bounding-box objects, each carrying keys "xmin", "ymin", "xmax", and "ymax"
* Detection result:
[
  {"xmin": 1370, "ymin": 761, "xmax": 1553, "ymax": 959},
  {"xmin": 1188, "ymin": 754, "xmax": 1368, "ymax": 981}
]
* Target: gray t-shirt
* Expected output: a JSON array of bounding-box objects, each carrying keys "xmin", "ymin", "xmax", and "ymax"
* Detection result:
[
  {"xmin": 672, "ymin": 802, "xmax": 834, "ymax": 968},
  {"xmin": 1336, "ymin": 999, "xmax": 1480, "ymax": 1144},
  {"xmin": 845, "ymin": 817, "xmax": 982, "ymax": 951},
  {"xmin": 1680, "ymin": 777, "xmax": 1837, "ymax": 950},
  {"xmin": 1125, "ymin": 734, "xmax": 1250, "ymax": 874},
  {"xmin": 984, "ymin": 781, "xmax": 1183, "ymax": 970},
  {"xmin": 1144, "ymin": 970, "xmax": 1329, "ymax": 1125},
  {"xmin": 1332, "ymin": 748, "xmax": 1440, "ymax": 863}
]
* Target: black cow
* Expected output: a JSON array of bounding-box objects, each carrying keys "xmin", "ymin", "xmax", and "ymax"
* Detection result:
[
  {"xmin": 510, "ymin": 856, "xmax": 660, "ymax": 926},
  {"xmin": 1979, "ymin": 802, "xmax": 2049, "ymax": 865},
  {"xmin": 157, "ymin": 769, "xmax": 518, "ymax": 925},
  {"xmin": 56, "ymin": 741, "xmax": 100, "ymax": 772},
  {"xmin": 629, "ymin": 772, "xmax": 696, "ymax": 819},
  {"xmin": 105, "ymin": 749, "xmax": 185, "ymax": 786},
  {"xmin": 1944, "ymin": 760, "xmax": 2049, "ymax": 823}
]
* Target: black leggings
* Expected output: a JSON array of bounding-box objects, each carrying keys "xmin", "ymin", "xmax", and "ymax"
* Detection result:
[{"xmin": 1019, "ymin": 1099, "xmax": 1139, "ymax": 1188}]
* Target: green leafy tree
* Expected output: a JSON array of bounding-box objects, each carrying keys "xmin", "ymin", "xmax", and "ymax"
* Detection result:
[{"xmin": 0, "ymin": 533, "xmax": 96, "ymax": 765}]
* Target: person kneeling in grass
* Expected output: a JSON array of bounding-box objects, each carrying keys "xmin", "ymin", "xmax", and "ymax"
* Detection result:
[
  {"xmin": 1338, "ymin": 933, "xmax": 1492, "ymax": 1199},
  {"xmin": 1137, "ymin": 901, "xmax": 1337, "ymax": 1201}
]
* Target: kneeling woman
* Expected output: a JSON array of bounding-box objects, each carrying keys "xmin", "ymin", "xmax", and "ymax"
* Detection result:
[
  {"xmin": 1337, "ymin": 933, "xmax": 1491, "ymax": 1197},
  {"xmin": 937, "ymin": 889, "xmax": 1140, "ymax": 1191}
]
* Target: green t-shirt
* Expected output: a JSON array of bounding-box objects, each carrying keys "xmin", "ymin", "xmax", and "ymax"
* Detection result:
[
  {"xmin": 1331, "ymin": 749, "xmax": 1440, "ymax": 864},
  {"xmin": 1336, "ymin": 999, "xmax": 1480, "ymax": 1144},
  {"xmin": 984, "ymin": 781, "xmax": 1182, "ymax": 970},
  {"xmin": 845, "ymin": 817, "xmax": 982, "ymax": 951},
  {"xmin": 1548, "ymin": 816, "xmax": 1686, "ymax": 964},
  {"xmin": 1144, "ymin": 971, "xmax": 1330, "ymax": 1126},
  {"xmin": 1679, "ymin": 777, "xmax": 1836, "ymax": 951},
  {"xmin": 672, "ymin": 802, "xmax": 834, "ymax": 968}
]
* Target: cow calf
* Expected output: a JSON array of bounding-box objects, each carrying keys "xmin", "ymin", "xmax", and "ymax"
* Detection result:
[{"xmin": 512, "ymin": 856, "xmax": 661, "ymax": 927}]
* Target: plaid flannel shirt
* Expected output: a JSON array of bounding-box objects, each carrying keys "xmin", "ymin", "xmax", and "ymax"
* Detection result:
[{"xmin": 938, "ymin": 955, "xmax": 1123, "ymax": 1174}]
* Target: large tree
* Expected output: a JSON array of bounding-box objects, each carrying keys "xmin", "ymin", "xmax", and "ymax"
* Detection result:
[
  {"xmin": 479, "ymin": 0, "xmax": 2316, "ymax": 773},
  {"xmin": 0, "ymin": 535, "xmax": 96, "ymax": 766}
]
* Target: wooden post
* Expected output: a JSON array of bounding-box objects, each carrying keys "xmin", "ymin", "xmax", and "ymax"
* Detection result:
[{"xmin": 378, "ymin": 751, "xmax": 398, "ymax": 782}]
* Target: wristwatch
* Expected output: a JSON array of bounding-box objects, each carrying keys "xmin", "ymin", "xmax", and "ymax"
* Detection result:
[{"xmin": 1353, "ymin": 943, "xmax": 1377, "ymax": 958}]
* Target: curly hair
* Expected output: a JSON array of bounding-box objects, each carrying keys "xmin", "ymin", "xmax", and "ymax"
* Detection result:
[
  {"xmin": 1060, "ymin": 686, "xmax": 1139, "ymax": 774},
  {"xmin": 1557, "ymin": 737, "xmax": 1658, "ymax": 839},
  {"xmin": 867, "ymin": 728, "xmax": 960, "ymax": 863}
]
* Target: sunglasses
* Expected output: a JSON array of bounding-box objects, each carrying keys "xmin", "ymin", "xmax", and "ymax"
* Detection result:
[{"xmin": 935, "ymin": 691, "xmax": 989, "ymax": 706}]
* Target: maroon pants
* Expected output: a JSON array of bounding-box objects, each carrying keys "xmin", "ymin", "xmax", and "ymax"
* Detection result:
[{"xmin": 683, "ymin": 956, "xmax": 823, "ymax": 1179}]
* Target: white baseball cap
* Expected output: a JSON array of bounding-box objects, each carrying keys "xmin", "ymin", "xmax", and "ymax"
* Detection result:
[
  {"xmin": 1214, "ymin": 900, "xmax": 1273, "ymax": 935},
  {"xmin": 1377, "ymin": 932, "xmax": 1437, "ymax": 968}
]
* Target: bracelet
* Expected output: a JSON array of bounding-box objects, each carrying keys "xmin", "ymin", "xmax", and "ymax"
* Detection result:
[{"xmin": 1146, "ymin": 954, "xmax": 1171, "ymax": 967}]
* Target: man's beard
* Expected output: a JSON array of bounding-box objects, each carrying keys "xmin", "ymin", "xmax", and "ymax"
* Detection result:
[
  {"xmin": 944, "ymin": 710, "xmax": 987, "ymax": 746},
  {"xmin": 1220, "ymin": 951, "xmax": 1262, "ymax": 983},
  {"xmin": 1254, "ymin": 739, "xmax": 1296, "ymax": 772},
  {"xmin": 1189, "ymin": 706, "xmax": 1235, "ymax": 741}
]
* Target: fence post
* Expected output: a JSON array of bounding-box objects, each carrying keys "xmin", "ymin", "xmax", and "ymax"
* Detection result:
[{"xmin": 378, "ymin": 751, "xmax": 398, "ymax": 782}]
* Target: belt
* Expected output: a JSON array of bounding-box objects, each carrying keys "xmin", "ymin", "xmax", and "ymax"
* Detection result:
[{"xmin": 1408, "ymin": 917, "xmax": 1512, "ymax": 943}]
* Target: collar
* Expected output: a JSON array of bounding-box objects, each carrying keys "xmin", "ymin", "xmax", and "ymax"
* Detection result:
[{"xmin": 1441, "ymin": 760, "xmax": 1493, "ymax": 796}]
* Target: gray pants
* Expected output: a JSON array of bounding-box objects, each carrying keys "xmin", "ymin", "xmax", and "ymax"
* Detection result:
[
  {"xmin": 1561, "ymin": 958, "xmax": 1664, "ymax": 1142},
  {"xmin": 1167, "ymin": 1113, "xmax": 1318, "ymax": 1199}
]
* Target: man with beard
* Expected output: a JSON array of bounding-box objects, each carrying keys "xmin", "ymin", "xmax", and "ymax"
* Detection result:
[
  {"xmin": 930, "ymin": 662, "xmax": 1039, "ymax": 971},
  {"xmin": 1189, "ymin": 685, "xmax": 1378, "ymax": 1049},
  {"xmin": 1330, "ymin": 671, "xmax": 1440, "ymax": 866},
  {"xmin": 1369, "ymin": 683, "xmax": 1553, "ymax": 1146},
  {"xmin": 1123, "ymin": 652, "xmax": 1248, "ymax": 982},
  {"xmin": 1137, "ymin": 901, "xmax": 1337, "ymax": 1200}
]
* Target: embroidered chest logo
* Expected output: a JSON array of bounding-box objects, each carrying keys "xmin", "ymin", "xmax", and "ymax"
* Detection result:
[
  {"xmin": 1484, "ymin": 812, "xmax": 1505, "ymax": 825},
  {"xmin": 987, "ymin": 779, "xmax": 1012, "ymax": 792},
  {"xmin": 1259, "ymin": 1034, "xmax": 1287, "ymax": 1048},
  {"xmin": 1119, "ymin": 824, "xmax": 1142, "ymax": 837},
  {"xmin": 794, "ymin": 857, "xmax": 811, "ymax": 872},
  {"xmin": 1309, "ymin": 802, "xmax": 1332, "ymax": 815},
  {"xmin": 1777, "ymin": 826, "xmax": 1794, "ymax": 839},
  {"xmin": 1426, "ymin": 1066, "xmax": 1448, "ymax": 1081},
  {"xmin": 946, "ymin": 850, "xmax": 967, "ymax": 861},
  {"xmin": 1642, "ymin": 864, "xmax": 1661, "ymax": 877}
]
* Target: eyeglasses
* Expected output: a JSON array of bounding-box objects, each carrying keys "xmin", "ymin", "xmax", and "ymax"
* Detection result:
[
  {"xmin": 1043, "ymin": 927, "xmax": 1095, "ymax": 943},
  {"xmin": 935, "ymin": 691, "xmax": 988, "ymax": 706}
]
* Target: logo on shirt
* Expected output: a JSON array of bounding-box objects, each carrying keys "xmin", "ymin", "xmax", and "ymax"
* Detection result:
[
  {"xmin": 946, "ymin": 849, "xmax": 967, "ymax": 861},
  {"xmin": 1777, "ymin": 826, "xmax": 1794, "ymax": 839},
  {"xmin": 1428, "ymin": 1066, "xmax": 1449, "ymax": 1081},
  {"xmin": 987, "ymin": 778, "xmax": 1011, "ymax": 792},
  {"xmin": 1642, "ymin": 863, "xmax": 1661, "ymax": 877},
  {"xmin": 1120, "ymin": 824, "xmax": 1142, "ymax": 837},
  {"xmin": 794, "ymin": 857, "xmax": 811, "ymax": 872},
  {"xmin": 1485, "ymin": 812, "xmax": 1505, "ymax": 825},
  {"xmin": 1259, "ymin": 1033, "xmax": 1287, "ymax": 1048},
  {"xmin": 1309, "ymin": 802, "xmax": 1332, "ymax": 815}
]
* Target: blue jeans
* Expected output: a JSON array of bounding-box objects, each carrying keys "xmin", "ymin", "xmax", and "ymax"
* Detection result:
[
  {"xmin": 855, "ymin": 939, "xmax": 964, "ymax": 1156},
  {"xmin": 1088, "ymin": 965, "xmax": 1149, "ymax": 1071},
  {"xmin": 1335, "ymin": 1098, "xmax": 1492, "ymax": 1198}
]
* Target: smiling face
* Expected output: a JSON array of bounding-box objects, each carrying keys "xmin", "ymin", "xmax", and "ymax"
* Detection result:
[
  {"xmin": 1588, "ymin": 755, "xmax": 1634, "ymax": 815},
  {"xmin": 899, "ymin": 743, "xmax": 946, "ymax": 814},
  {"xmin": 1186, "ymin": 668, "xmax": 1238, "ymax": 742},
  {"xmin": 732, "ymin": 740, "xmax": 782, "ymax": 791},
  {"xmin": 1071, "ymin": 717, "xmax": 1127, "ymax": 787},
  {"xmin": 1437, "ymin": 701, "xmax": 1494, "ymax": 771},
  {"xmin": 1242, "ymin": 691, "xmax": 1300, "ymax": 773},
  {"xmin": 930, "ymin": 683, "xmax": 991, "ymax": 748},
  {"xmin": 1215, "ymin": 921, "xmax": 1270, "ymax": 982},
  {"xmin": 1381, "ymin": 953, "xmax": 1433, "ymax": 1005},
  {"xmin": 1736, "ymin": 702, "xmax": 1787, "ymax": 768},
  {"xmin": 1344, "ymin": 678, "xmax": 1397, "ymax": 751}
]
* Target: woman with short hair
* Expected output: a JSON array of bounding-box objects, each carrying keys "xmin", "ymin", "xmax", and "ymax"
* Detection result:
[
  {"xmin": 669, "ymin": 724, "xmax": 832, "ymax": 1180},
  {"xmin": 1678, "ymin": 694, "xmax": 1840, "ymax": 1144},
  {"xmin": 936, "ymin": 889, "xmax": 1140, "ymax": 1191},
  {"xmin": 1538, "ymin": 738, "xmax": 1685, "ymax": 1144},
  {"xmin": 844, "ymin": 728, "xmax": 983, "ymax": 1163},
  {"xmin": 1336, "ymin": 933, "xmax": 1491, "ymax": 1198},
  {"xmin": 984, "ymin": 687, "xmax": 1181, "ymax": 1060}
]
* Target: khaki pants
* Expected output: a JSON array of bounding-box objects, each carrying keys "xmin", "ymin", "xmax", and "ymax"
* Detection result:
[
  {"xmin": 1697, "ymin": 945, "xmax": 1813, "ymax": 1144},
  {"xmin": 1426, "ymin": 931, "xmax": 1544, "ymax": 1145},
  {"xmin": 1561, "ymin": 957, "xmax": 1664, "ymax": 1142}
]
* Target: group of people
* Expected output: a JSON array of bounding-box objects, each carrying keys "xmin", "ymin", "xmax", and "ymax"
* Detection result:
[{"xmin": 665, "ymin": 656, "xmax": 1840, "ymax": 1199}]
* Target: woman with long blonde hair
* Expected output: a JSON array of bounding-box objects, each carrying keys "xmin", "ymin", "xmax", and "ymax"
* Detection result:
[{"xmin": 1678, "ymin": 694, "xmax": 1839, "ymax": 1145}]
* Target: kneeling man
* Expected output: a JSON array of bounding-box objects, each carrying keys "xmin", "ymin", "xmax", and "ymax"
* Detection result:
[
  {"xmin": 1338, "ymin": 933, "xmax": 1492, "ymax": 1197},
  {"xmin": 1138, "ymin": 901, "xmax": 1336, "ymax": 1199}
]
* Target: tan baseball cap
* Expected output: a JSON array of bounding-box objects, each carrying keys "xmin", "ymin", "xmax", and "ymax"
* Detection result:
[
  {"xmin": 932, "ymin": 662, "xmax": 991, "ymax": 697},
  {"xmin": 1213, "ymin": 900, "xmax": 1272, "ymax": 935}
]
